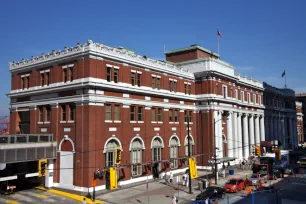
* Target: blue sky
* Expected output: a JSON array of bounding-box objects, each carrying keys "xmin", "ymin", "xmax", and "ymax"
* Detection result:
[{"xmin": 0, "ymin": 0, "xmax": 305, "ymax": 116}]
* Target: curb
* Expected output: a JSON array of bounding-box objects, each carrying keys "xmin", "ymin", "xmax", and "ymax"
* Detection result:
[{"xmin": 35, "ymin": 187, "xmax": 103, "ymax": 204}]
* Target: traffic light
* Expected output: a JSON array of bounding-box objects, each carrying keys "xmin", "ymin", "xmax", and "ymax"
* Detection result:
[
  {"xmin": 152, "ymin": 162, "xmax": 159, "ymax": 179},
  {"xmin": 188, "ymin": 157, "xmax": 198, "ymax": 179},
  {"xmin": 115, "ymin": 148, "xmax": 122, "ymax": 165},
  {"xmin": 38, "ymin": 159, "xmax": 47, "ymax": 177},
  {"xmin": 109, "ymin": 167, "xmax": 118, "ymax": 190},
  {"xmin": 255, "ymin": 146, "xmax": 261, "ymax": 157},
  {"xmin": 275, "ymin": 148, "xmax": 282, "ymax": 160}
]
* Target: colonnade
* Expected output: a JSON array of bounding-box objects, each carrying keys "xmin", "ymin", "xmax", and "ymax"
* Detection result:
[{"xmin": 214, "ymin": 110, "xmax": 265, "ymax": 160}]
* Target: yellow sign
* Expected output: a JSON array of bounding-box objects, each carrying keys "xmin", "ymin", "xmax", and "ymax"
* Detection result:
[
  {"xmin": 115, "ymin": 148, "xmax": 122, "ymax": 165},
  {"xmin": 109, "ymin": 167, "xmax": 118, "ymax": 190},
  {"xmin": 188, "ymin": 157, "xmax": 198, "ymax": 179},
  {"xmin": 38, "ymin": 159, "xmax": 47, "ymax": 177}
]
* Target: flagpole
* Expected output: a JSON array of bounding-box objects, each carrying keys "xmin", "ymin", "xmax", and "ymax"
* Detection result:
[
  {"xmin": 285, "ymin": 70, "xmax": 287, "ymax": 88},
  {"xmin": 217, "ymin": 31, "xmax": 219, "ymax": 55}
]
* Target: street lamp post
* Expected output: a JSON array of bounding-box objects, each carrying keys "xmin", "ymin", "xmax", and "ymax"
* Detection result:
[{"xmin": 187, "ymin": 117, "xmax": 192, "ymax": 194}]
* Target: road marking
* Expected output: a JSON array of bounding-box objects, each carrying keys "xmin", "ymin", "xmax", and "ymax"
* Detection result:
[
  {"xmin": 292, "ymin": 183, "xmax": 306, "ymax": 185},
  {"xmin": 6, "ymin": 200, "xmax": 20, "ymax": 204},
  {"xmin": 36, "ymin": 194, "xmax": 49, "ymax": 199}
]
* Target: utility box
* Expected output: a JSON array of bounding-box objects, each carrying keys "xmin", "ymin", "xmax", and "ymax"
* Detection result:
[{"xmin": 198, "ymin": 181, "xmax": 203, "ymax": 191}]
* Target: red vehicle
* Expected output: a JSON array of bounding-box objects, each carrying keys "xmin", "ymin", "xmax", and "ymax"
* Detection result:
[{"xmin": 224, "ymin": 178, "xmax": 245, "ymax": 193}]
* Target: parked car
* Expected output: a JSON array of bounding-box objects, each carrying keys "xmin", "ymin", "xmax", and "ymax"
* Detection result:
[
  {"xmin": 195, "ymin": 186, "xmax": 225, "ymax": 201},
  {"xmin": 224, "ymin": 178, "xmax": 245, "ymax": 193}
]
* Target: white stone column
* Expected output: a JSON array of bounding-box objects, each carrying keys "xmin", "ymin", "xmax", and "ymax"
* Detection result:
[
  {"xmin": 269, "ymin": 116, "xmax": 274, "ymax": 141},
  {"xmin": 45, "ymin": 159, "xmax": 54, "ymax": 188},
  {"xmin": 289, "ymin": 117, "xmax": 293, "ymax": 150},
  {"xmin": 281, "ymin": 116, "xmax": 285, "ymax": 147},
  {"xmin": 264, "ymin": 116, "xmax": 269, "ymax": 141},
  {"xmin": 218, "ymin": 111, "xmax": 224, "ymax": 158},
  {"xmin": 214, "ymin": 111, "xmax": 220, "ymax": 155},
  {"xmin": 233, "ymin": 112, "xmax": 238, "ymax": 158},
  {"xmin": 293, "ymin": 119, "xmax": 298, "ymax": 148},
  {"xmin": 249, "ymin": 114, "xmax": 255, "ymax": 155},
  {"xmin": 227, "ymin": 112, "xmax": 233, "ymax": 158},
  {"xmin": 243, "ymin": 114, "xmax": 249, "ymax": 158},
  {"xmin": 260, "ymin": 115, "xmax": 265, "ymax": 142},
  {"xmin": 237, "ymin": 113, "xmax": 243, "ymax": 160},
  {"xmin": 254, "ymin": 115, "xmax": 260, "ymax": 145}
]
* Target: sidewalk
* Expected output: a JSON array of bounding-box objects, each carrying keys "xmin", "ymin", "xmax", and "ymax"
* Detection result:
[{"xmin": 96, "ymin": 167, "xmax": 253, "ymax": 204}]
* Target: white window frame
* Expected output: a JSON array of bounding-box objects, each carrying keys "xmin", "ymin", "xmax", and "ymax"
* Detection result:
[
  {"xmin": 235, "ymin": 89, "xmax": 238, "ymax": 100},
  {"xmin": 241, "ymin": 91, "xmax": 244, "ymax": 102},
  {"xmin": 253, "ymin": 94, "xmax": 256, "ymax": 104},
  {"xmin": 247, "ymin": 93, "xmax": 251, "ymax": 103}
]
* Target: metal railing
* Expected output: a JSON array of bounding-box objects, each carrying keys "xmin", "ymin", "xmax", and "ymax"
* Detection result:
[
  {"xmin": 0, "ymin": 134, "xmax": 53, "ymax": 144},
  {"xmin": 0, "ymin": 134, "xmax": 56, "ymax": 163}
]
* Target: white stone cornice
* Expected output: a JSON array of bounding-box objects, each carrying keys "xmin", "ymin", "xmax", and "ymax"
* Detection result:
[{"xmin": 10, "ymin": 40, "xmax": 194, "ymax": 79}]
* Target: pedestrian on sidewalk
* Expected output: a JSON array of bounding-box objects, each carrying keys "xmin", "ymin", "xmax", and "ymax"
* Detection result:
[
  {"xmin": 169, "ymin": 171, "xmax": 173, "ymax": 184},
  {"xmin": 82, "ymin": 197, "xmax": 86, "ymax": 204},
  {"xmin": 172, "ymin": 194, "xmax": 177, "ymax": 204},
  {"xmin": 164, "ymin": 172, "xmax": 169, "ymax": 184},
  {"xmin": 182, "ymin": 173, "xmax": 186, "ymax": 186}
]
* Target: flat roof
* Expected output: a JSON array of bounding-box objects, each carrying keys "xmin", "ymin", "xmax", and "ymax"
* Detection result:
[{"xmin": 165, "ymin": 44, "xmax": 219, "ymax": 58}]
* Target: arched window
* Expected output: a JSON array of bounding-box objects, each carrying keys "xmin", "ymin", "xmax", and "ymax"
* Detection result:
[
  {"xmin": 105, "ymin": 139, "xmax": 120, "ymax": 167},
  {"xmin": 185, "ymin": 135, "xmax": 194, "ymax": 156},
  {"xmin": 152, "ymin": 137, "xmax": 163, "ymax": 170},
  {"xmin": 170, "ymin": 137, "xmax": 179, "ymax": 169},
  {"xmin": 131, "ymin": 138, "xmax": 143, "ymax": 177}
]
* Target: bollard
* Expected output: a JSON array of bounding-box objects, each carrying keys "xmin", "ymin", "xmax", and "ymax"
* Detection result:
[{"xmin": 251, "ymin": 192, "xmax": 255, "ymax": 204}]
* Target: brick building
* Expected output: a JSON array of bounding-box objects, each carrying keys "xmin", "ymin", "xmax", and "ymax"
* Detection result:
[
  {"xmin": 7, "ymin": 41, "xmax": 298, "ymax": 191},
  {"xmin": 295, "ymin": 94, "xmax": 306, "ymax": 143}
]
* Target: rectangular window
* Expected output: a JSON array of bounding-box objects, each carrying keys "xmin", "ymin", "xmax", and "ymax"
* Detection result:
[
  {"xmin": 184, "ymin": 84, "xmax": 187, "ymax": 94},
  {"xmin": 184, "ymin": 111, "xmax": 188, "ymax": 122},
  {"xmin": 40, "ymin": 73, "xmax": 44, "ymax": 86},
  {"xmin": 247, "ymin": 93, "xmax": 250, "ymax": 103},
  {"xmin": 62, "ymin": 105, "xmax": 66, "ymax": 121},
  {"xmin": 152, "ymin": 77, "xmax": 155, "ymax": 89},
  {"xmin": 230, "ymin": 88, "xmax": 233, "ymax": 98},
  {"xmin": 39, "ymin": 107, "xmax": 43, "ymax": 122},
  {"xmin": 107, "ymin": 67, "xmax": 112, "ymax": 82},
  {"xmin": 114, "ymin": 105, "xmax": 121, "ymax": 121},
  {"xmin": 216, "ymin": 84, "xmax": 218, "ymax": 95},
  {"xmin": 241, "ymin": 91, "xmax": 244, "ymax": 102},
  {"xmin": 157, "ymin": 108, "xmax": 162, "ymax": 122},
  {"xmin": 235, "ymin": 89, "xmax": 238, "ymax": 99},
  {"xmin": 131, "ymin": 72, "xmax": 136, "ymax": 86},
  {"xmin": 188, "ymin": 85, "xmax": 191, "ymax": 95},
  {"xmin": 169, "ymin": 109, "xmax": 173, "ymax": 122},
  {"xmin": 259, "ymin": 96, "xmax": 261, "ymax": 105},
  {"xmin": 69, "ymin": 105, "xmax": 75, "ymax": 121},
  {"xmin": 69, "ymin": 67, "xmax": 73, "ymax": 82},
  {"xmin": 169, "ymin": 81, "xmax": 173, "ymax": 92},
  {"xmin": 138, "ymin": 106, "xmax": 143, "ymax": 121},
  {"xmin": 137, "ymin": 73, "xmax": 141, "ymax": 86},
  {"xmin": 130, "ymin": 106, "xmax": 136, "ymax": 121},
  {"xmin": 46, "ymin": 72, "xmax": 49, "ymax": 86},
  {"xmin": 223, "ymin": 86, "xmax": 227, "ymax": 98},
  {"xmin": 189, "ymin": 111, "xmax": 192, "ymax": 122},
  {"xmin": 21, "ymin": 77, "xmax": 24, "ymax": 89},
  {"xmin": 45, "ymin": 106, "xmax": 51, "ymax": 122},
  {"xmin": 174, "ymin": 110, "xmax": 179, "ymax": 122},
  {"xmin": 114, "ymin": 69, "xmax": 119, "ymax": 83},
  {"xmin": 156, "ymin": 78, "xmax": 160, "ymax": 90},
  {"xmin": 173, "ymin": 81, "xmax": 177, "ymax": 92},
  {"xmin": 26, "ymin": 76, "xmax": 30, "ymax": 88},
  {"xmin": 105, "ymin": 104, "xmax": 112, "ymax": 120},
  {"xmin": 151, "ymin": 108, "xmax": 156, "ymax": 121},
  {"xmin": 253, "ymin": 94, "xmax": 256, "ymax": 104},
  {"xmin": 63, "ymin": 69, "xmax": 67, "ymax": 83}
]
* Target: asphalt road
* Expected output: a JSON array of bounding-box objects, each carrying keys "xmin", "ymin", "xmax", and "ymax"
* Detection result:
[{"xmin": 0, "ymin": 188, "xmax": 77, "ymax": 204}]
